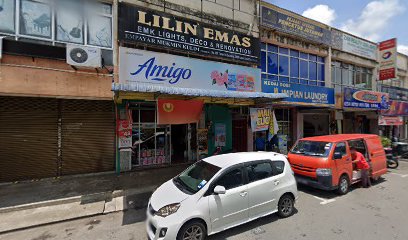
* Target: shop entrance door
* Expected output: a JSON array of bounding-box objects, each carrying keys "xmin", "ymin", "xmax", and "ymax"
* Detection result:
[
  {"xmin": 303, "ymin": 113, "xmax": 330, "ymax": 137},
  {"xmin": 232, "ymin": 119, "xmax": 248, "ymax": 152},
  {"xmin": 171, "ymin": 124, "xmax": 188, "ymax": 163}
]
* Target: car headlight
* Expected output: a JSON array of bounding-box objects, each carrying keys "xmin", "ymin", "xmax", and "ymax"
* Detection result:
[
  {"xmin": 155, "ymin": 203, "xmax": 180, "ymax": 217},
  {"xmin": 316, "ymin": 168, "xmax": 332, "ymax": 176}
]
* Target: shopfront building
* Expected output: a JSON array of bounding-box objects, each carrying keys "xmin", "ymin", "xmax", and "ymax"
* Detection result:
[
  {"xmin": 330, "ymin": 29, "xmax": 383, "ymax": 134},
  {"xmin": 113, "ymin": 1, "xmax": 285, "ymax": 172},
  {"xmin": 259, "ymin": 2, "xmax": 335, "ymax": 150},
  {"xmin": 0, "ymin": 1, "xmax": 115, "ymax": 183}
]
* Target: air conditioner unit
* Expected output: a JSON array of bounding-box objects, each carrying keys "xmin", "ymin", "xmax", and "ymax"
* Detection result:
[{"xmin": 66, "ymin": 44, "xmax": 102, "ymax": 68}]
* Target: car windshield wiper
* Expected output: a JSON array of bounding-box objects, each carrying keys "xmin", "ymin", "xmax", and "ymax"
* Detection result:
[{"xmin": 173, "ymin": 177, "xmax": 195, "ymax": 194}]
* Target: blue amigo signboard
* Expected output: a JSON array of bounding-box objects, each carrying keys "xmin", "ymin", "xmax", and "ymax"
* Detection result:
[
  {"xmin": 343, "ymin": 87, "xmax": 389, "ymax": 109},
  {"xmin": 262, "ymin": 80, "xmax": 334, "ymax": 105}
]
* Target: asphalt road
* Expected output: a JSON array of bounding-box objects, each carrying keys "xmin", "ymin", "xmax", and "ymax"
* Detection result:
[{"xmin": 2, "ymin": 162, "xmax": 408, "ymax": 240}]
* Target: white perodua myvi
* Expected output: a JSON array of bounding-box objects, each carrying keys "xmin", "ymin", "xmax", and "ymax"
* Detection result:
[{"xmin": 146, "ymin": 152, "xmax": 298, "ymax": 240}]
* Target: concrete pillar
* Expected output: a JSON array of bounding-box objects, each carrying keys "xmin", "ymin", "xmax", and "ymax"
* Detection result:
[{"xmin": 325, "ymin": 47, "xmax": 332, "ymax": 87}]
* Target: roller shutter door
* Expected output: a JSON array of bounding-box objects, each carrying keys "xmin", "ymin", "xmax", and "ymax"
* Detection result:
[
  {"xmin": 0, "ymin": 97, "xmax": 58, "ymax": 182},
  {"xmin": 60, "ymin": 100, "xmax": 115, "ymax": 175}
]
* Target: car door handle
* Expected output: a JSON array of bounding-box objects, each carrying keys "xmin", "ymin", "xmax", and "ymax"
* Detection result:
[
  {"xmin": 274, "ymin": 180, "xmax": 280, "ymax": 186},
  {"xmin": 240, "ymin": 191, "xmax": 248, "ymax": 197}
]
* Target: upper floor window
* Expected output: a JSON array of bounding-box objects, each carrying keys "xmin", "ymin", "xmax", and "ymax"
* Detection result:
[
  {"xmin": 331, "ymin": 61, "xmax": 373, "ymax": 90},
  {"xmin": 0, "ymin": 0, "xmax": 113, "ymax": 49},
  {"xmin": 261, "ymin": 43, "xmax": 325, "ymax": 87}
]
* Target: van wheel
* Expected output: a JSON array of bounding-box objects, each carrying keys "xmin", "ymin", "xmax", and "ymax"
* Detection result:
[
  {"xmin": 278, "ymin": 194, "xmax": 294, "ymax": 218},
  {"xmin": 337, "ymin": 175, "xmax": 349, "ymax": 195},
  {"xmin": 177, "ymin": 220, "xmax": 207, "ymax": 240}
]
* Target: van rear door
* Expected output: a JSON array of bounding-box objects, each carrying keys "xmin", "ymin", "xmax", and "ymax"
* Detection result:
[{"xmin": 365, "ymin": 136, "xmax": 387, "ymax": 177}]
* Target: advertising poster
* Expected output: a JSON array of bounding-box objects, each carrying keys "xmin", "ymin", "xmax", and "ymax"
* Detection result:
[
  {"xmin": 119, "ymin": 47, "xmax": 261, "ymax": 92},
  {"xmin": 157, "ymin": 99, "xmax": 204, "ymax": 125},
  {"xmin": 268, "ymin": 110, "xmax": 279, "ymax": 141},
  {"xmin": 343, "ymin": 87, "xmax": 389, "ymax": 109},
  {"xmin": 250, "ymin": 108, "xmax": 271, "ymax": 132},
  {"xmin": 118, "ymin": 3, "xmax": 259, "ymax": 64},
  {"xmin": 379, "ymin": 38, "xmax": 397, "ymax": 81},
  {"xmin": 382, "ymin": 101, "xmax": 408, "ymax": 116},
  {"xmin": 117, "ymin": 120, "xmax": 132, "ymax": 148},
  {"xmin": 215, "ymin": 124, "xmax": 226, "ymax": 147},
  {"xmin": 278, "ymin": 135, "xmax": 288, "ymax": 155}
]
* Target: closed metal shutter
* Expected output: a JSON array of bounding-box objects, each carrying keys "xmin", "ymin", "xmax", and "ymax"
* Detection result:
[
  {"xmin": 0, "ymin": 97, "xmax": 58, "ymax": 182},
  {"xmin": 60, "ymin": 100, "xmax": 115, "ymax": 176}
]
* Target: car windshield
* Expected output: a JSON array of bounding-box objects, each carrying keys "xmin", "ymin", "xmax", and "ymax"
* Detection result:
[
  {"xmin": 291, "ymin": 141, "xmax": 332, "ymax": 157},
  {"xmin": 173, "ymin": 161, "xmax": 221, "ymax": 195}
]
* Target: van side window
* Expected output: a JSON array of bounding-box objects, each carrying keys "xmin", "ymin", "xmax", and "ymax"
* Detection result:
[
  {"xmin": 334, "ymin": 142, "xmax": 347, "ymax": 156},
  {"xmin": 271, "ymin": 161, "xmax": 285, "ymax": 175},
  {"xmin": 348, "ymin": 140, "xmax": 367, "ymax": 157},
  {"xmin": 215, "ymin": 168, "xmax": 243, "ymax": 190},
  {"xmin": 246, "ymin": 162, "xmax": 273, "ymax": 183}
]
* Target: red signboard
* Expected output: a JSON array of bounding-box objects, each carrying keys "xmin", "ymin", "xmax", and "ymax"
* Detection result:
[
  {"xmin": 379, "ymin": 38, "xmax": 397, "ymax": 81},
  {"xmin": 157, "ymin": 99, "xmax": 204, "ymax": 125},
  {"xmin": 382, "ymin": 101, "xmax": 408, "ymax": 116}
]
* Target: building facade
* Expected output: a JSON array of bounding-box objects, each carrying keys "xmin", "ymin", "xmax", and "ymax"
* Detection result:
[{"xmin": 0, "ymin": 0, "xmax": 115, "ymax": 183}]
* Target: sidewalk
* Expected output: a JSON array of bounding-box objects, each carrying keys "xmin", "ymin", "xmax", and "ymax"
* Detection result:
[{"xmin": 0, "ymin": 164, "xmax": 187, "ymax": 233}]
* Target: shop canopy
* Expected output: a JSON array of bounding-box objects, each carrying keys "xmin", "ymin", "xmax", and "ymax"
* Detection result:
[{"xmin": 112, "ymin": 83, "xmax": 288, "ymax": 103}]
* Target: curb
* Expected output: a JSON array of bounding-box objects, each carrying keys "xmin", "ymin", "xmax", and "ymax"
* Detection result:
[{"xmin": 0, "ymin": 187, "xmax": 156, "ymax": 233}]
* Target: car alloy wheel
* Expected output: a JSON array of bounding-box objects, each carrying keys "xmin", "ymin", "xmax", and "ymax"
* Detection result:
[
  {"xmin": 337, "ymin": 175, "xmax": 349, "ymax": 195},
  {"xmin": 278, "ymin": 195, "xmax": 294, "ymax": 218},
  {"xmin": 183, "ymin": 225, "xmax": 204, "ymax": 240}
]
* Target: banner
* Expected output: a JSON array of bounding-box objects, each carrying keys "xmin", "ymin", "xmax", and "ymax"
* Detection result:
[
  {"xmin": 261, "ymin": 5, "xmax": 331, "ymax": 45},
  {"xmin": 382, "ymin": 101, "xmax": 408, "ymax": 116},
  {"xmin": 215, "ymin": 124, "xmax": 226, "ymax": 147},
  {"xmin": 331, "ymin": 29, "xmax": 377, "ymax": 60},
  {"xmin": 117, "ymin": 120, "xmax": 132, "ymax": 148},
  {"xmin": 268, "ymin": 110, "xmax": 279, "ymax": 141},
  {"xmin": 262, "ymin": 80, "xmax": 335, "ymax": 105},
  {"xmin": 379, "ymin": 116, "xmax": 403, "ymax": 126},
  {"xmin": 120, "ymin": 47, "xmax": 261, "ymax": 92},
  {"xmin": 343, "ymin": 87, "xmax": 389, "ymax": 109},
  {"xmin": 379, "ymin": 38, "xmax": 397, "ymax": 81},
  {"xmin": 118, "ymin": 3, "xmax": 259, "ymax": 64},
  {"xmin": 250, "ymin": 108, "xmax": 271, "ymax": 132},
  {"xmin": 157, "ymin": 99, "xmax": 204, "ymax": 124}
]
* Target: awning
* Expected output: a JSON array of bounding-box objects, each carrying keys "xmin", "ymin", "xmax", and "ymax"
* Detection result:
[{"xmin": 112, "ymin": 83, "xmax": 288, "ymax": 100}]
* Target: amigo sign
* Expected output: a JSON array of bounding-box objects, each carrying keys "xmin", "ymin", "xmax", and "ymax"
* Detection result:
[{"xmin": 118, "ymin": 3, "xmax": 259, "ymax": 63}]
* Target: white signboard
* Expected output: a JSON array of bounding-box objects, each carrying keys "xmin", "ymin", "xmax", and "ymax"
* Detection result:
[
  {"xmin": 119, "ymin": 47, "xmax": 261, "ymax": 92},
  {"xmin": 342, "ymin": 34, "xmax": 377, "ymax": 60}
]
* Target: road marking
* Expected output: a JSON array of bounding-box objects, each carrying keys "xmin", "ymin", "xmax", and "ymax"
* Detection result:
[
  {"xmin": 390, "ymin": 173, "xmax": 408, "ymax": 178},
  {"xmin": 313, "ymin": 196, "xmax": 336, "ymax": 205}
]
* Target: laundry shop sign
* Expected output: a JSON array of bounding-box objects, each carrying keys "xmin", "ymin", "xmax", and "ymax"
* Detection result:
[{"xmin": 118, "ymin": 3, "xmax": 260, "ymax": 64}]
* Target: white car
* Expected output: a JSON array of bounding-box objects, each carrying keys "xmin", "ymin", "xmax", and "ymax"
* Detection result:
[{"xmin": 146, "ymin": 152, "xmax": 298, "ymax": 240}]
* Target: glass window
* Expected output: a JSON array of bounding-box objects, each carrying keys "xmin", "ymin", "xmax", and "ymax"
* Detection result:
[
  {"xmin": 290, "ymin": 50, "xmax": 299, "ymax": 57},
  {"xmin": 175, "ymin": 161, "xmax": 221, "ymax": 194},
  {"xmin": 318, "ymin": 64, "xmax": 325, "ymax": 81},
  {"xmin": 279, "ymin": 55, "xmax": 289, "ymax": 76},
  {"xmin": 271, "ymin": 161, "xmax": 285, "ymax": 175},
  {"xmin": 300, "ymin": 52, "xmax": 308, "ymax": 59},
  {"xmin": 215, "ymin": 168, "xmax": 243, "ymax": 190},
  {"xmin": 300, "ymin": 79, "xmax": 308, "ymax": 85},
  {"xmin": 279, "ymin": 47, "xmax": 289, "ymax": 55},
  {"xmin": 309, "ymin": 62, "xmax": 317, "ymax": 80},
  {"xmin": 261, "ymin": 51, "xmax": 267, "ymax": 73},
  {"xmin": 290, "ymin": 58, "xmax": 299, "ymax": 77},
  {"xmin": 20, "ymin": 0, "xmax": 52, "ymax": 38},
  {"xmin": 300, "ymin": 60, "xmax": 308, "ymax": 79},
  {"xmin": 268, "ymin": 44, "xmax": 278, "ymax": 53},
  {"xmin": 309, "ymin": 54, "xmax": 317, "ymax": 62},
  {"xmin": 87, "ymin": 15, "xmax": 112, "ymax": 48},
  {"xmin": 0, "ymin": 0, "xmax": 16, "ymax": 33},
  {"xmin": 290, "ymin": 78, "xmax": 299, "ymax": 84},
  {"xmin": 268, "ymin": 53, "xmax": 279, "ymax": 75},
  {"xmin": 279, "ymin": 76, "xmax": 289, "ymax": 82},
  {"xmin": 317, "ymin": 56, "xmax": 325, "ymax": 63},
  {"xmin": 261, "ymin": 43, "xmax": 266, "ymax": 50},
  {"xmin": 309, "ymin": 80, "xmax": 317, "ymax": 86},
  {"xmin": 246, "ymin": 162, "xmax": 273, "ymax": 183},
  {"xmin": 56, "ymin": 1, "xmax": 84, "ymax": 44},
  {"xmin": 334, "ymin": 142, "xmax": 347, "ymax": 156}
]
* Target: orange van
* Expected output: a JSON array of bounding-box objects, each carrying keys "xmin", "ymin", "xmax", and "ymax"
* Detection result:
[{"xmin": 287, "ymin": 134, "xmax": 387, "ymax": 195}]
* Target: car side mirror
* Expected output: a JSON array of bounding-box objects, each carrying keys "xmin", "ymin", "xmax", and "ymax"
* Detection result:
[
  {"xmin": 213, "ymin": 185, "xmax": 226, "ymax": 195},
  {"xmin": 333, "ymin": 152, "xmax": 342, "ymax": 160}
]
